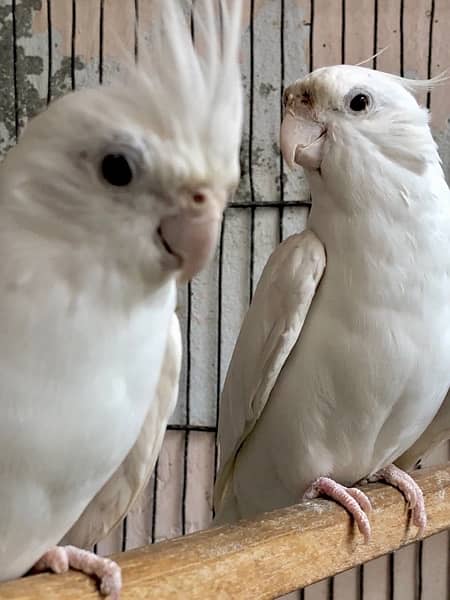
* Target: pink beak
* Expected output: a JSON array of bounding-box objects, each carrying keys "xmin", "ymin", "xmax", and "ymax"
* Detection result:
[
  {"xmin": 280, "ymin": 96, "xmax": 325, "ymax": 171},
  {"xmin": 159, "ymin": 189, "xmax": 226, "ymax": 282}
]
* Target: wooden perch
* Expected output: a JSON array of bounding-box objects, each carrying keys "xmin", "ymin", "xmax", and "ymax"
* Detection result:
[{"xmin": 1, "ymin": 465, "xmax": 449, "ymax": 600}]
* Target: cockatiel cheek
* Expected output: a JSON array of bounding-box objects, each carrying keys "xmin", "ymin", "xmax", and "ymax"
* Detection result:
[{"xmin": 160, "ymin": 189, "xmax": 225, "ymax": 282}]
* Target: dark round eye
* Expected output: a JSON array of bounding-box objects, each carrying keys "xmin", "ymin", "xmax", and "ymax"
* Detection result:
[
  {"xmin": 349, "ymin": 93, "xmax": 370, "ymax": 112},
  {"xmin": 101, "ymin": 154, "xmax": 133, "ymax": 187}
]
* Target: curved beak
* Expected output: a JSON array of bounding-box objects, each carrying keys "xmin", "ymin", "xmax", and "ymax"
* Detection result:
[
  {"xmin": 280, "ymin": 111, "xmax": 325, "ymax": 171},
  {"xmin": 159, "ymin": 189, "xmax": 226, "ymax": 282}
]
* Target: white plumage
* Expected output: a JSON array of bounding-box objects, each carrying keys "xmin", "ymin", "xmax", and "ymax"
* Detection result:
[
  {"xmin": 214, "ymin": 65, "xmax": 450, "ymax": 539},
  {"xmin": 62, "ymin": 314, "xmax": 183, "ymax": 549},
  {"xmin": 0, "ymin": 1, "xmax": 243, "ymax": 595}
]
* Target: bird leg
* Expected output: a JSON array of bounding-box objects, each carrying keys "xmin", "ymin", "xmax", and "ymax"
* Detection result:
[
  {"xmin": 30, "ymin": 545, "xmax": 122, "ymax": 599},
  {"xmin": 364, "ymin": 463, "xmax": 426, "ymax": 535},
  {"xmin": 303, "ymin": 476, "xmax": 372, "ymax": 543}
]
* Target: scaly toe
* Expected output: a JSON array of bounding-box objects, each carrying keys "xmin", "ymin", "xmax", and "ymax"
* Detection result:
[
  {"xmin": 303, "ymin": 476, "xmax": 372, "ymax": 543},
  {"xmin": 29, "ymin": 545, "xmax": 121, "ymax": 597},
  {"xmin": 371, "ymin": 464, "xmax": 427, "ymax": 535},
  {"xmin": 61, "ymin": 546, "xmax": 122, "ymax": 599},
  {"xmin": 99, "ymin": 559, "xmax": 122, "ymax": 599},
  {"xmin": 412, "ymin": 489, "xmax": 427, "ymax": 534},
  {"xmin": 347, "ymin": 487, "xmax": 372, "ymax": 514},
  {"xmin": 345, "ymin": 502, "xmax": 371, "ymax": 544},
  {"xmin": 31, "ymin": 547, "xmax": 69, "ymax": 575}
]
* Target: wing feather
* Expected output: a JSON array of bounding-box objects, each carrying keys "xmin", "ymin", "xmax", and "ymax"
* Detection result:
[{"xmin": 214, "ymin": 230, "xmax": 325, "ymax": 517}]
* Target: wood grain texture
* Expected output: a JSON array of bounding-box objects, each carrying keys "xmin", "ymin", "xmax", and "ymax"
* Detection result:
[
  {"xmin": 95, "ymin": 430, "xmax": 219, "ymax": 554},
  {"xmin": 420, "ymin": 443, "xmax": 449, "ymax": 600},
  {"xmin": 184, "ymin": 432, "xmax": 216, "ymax": 534},
  {"xmin": 402, "ymin": 0, "xmax": 432, "ymax": 106},
  {"xmin": 392, "ymin": 543, "xmax": 416, "ymax": 600},
  {"xmin": 1, "ymin": 466, "xmax": 449, "ymax": 600},
  {"xmin": 16, "ymin": 0, "xmax": 48, "ymax": 131},
  {"xmin": 189, "ymin": 250, "xmax": 220, "ymax": 427},
  {"xmin": 333, "ymin": 565, "xmax": 360, "ymax": 600},
  {"xmin": 375, "ymin": 0, "xmax": 401, "ymax": 74},
  {"xmin": 281, "ymin": 205, "xmax": 309, "ymax": 240},
  {"xmin": 48, "ymin": 0, "xmax": 73, "ymax": 100},
  {"xmin": 282, "ymin": 0, "xmax": 311, "ymax": 207},
  {"xmin": 219, "ymin": 209, "xmax": 251, "ymax": 387},
  {"xmin": 152, "ymin": 430, "xmax": 184, "ymax": 543},
  {"xmin": 123, "ymin": 473, "xmax": 155, "ymax": 551},
  {"xmin": 343, "ymin": 0, "xmax": 375, "ymax": 66},
  {"xmin": 304, "ymin": 578, "xmax": 328, "ymax": 600},
  {"xmin": 312, "ymin": 0, "xmax": 342, "ymax": 68},
  {"xmin": 73, "ymin": 0, "xmax": 101, "ymax": 89},
  {"xmin": 102, "ymin": 0, "xmax": 135, "ymax": 84},
  {"xmin": 253, "ymin": 207, "xmax": 279, "ymax": 289},
  {"xmin": 251, "ymin": 0, "xmax": 282, "ymax": 205},
  {"xmin": 430, "ymin": 0, "xmax": 450, "ymax": 179}
]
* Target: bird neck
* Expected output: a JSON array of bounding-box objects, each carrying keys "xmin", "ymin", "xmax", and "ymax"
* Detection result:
[{"xmin": 306, "ymin": 158, "xmax": 450, "ymax": 260}]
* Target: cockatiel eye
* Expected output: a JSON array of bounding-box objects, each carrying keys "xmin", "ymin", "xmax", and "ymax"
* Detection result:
[
  {"xmin": 346, "ymin": 89, "xmax": 372, "ymax": 113},
  {"xmin": 349, "ymin": 94, "xmax": 370, "ymax": 111},
  {"xmin": 101, "ymin": 153, "xmax": 135, "ymax": 187}
]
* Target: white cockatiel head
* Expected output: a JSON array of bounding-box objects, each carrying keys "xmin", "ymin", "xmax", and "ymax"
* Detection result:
[
  {"xmin": 2, "ymin": 0, "xmax": 243, "ymax": 284},
  {"xmin": 280, "ymin": 65, "xmax": 446, "ymax": 185}
]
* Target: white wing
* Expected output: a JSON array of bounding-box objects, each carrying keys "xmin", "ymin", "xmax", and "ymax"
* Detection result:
[
  {"xmin": 214, "ymin": 230, "xmax": 325, "ymax": 520},
  {"xmin": 396, "ymin": 389, "xmax": 450, "ymax": 470},
  {"xmin": 61, "ymin": 314, "xmax": 182, "ymax": 549}
]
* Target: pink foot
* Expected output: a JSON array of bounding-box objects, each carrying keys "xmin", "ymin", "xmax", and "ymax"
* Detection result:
[
  {"xmin": 31, "ymin": 545, "xmax": 122, "ymax": 599},
  {"xmin": 368, "ymin": 464, "xmax": 426, "ymax": 535},
  {"xmin": 303, "ymin": 476, "xmax": 372, "ymax": 543}
]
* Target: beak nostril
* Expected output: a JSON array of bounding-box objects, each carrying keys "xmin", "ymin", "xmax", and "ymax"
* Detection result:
[{"xmin": 193, "ymin": 192, "xmax": 206, "ymax": 204}]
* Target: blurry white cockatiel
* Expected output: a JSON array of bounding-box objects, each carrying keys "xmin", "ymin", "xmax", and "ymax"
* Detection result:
[
  {"xmin": 214, "ymin": 64, "xmax": 450, "ymax": 542},
  {"xmin": 0, "ymin": 1, "xmax": 243, "ymax": 597}
]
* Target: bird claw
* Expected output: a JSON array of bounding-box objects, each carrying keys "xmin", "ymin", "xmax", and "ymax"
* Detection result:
[
  {"xmin": 31, "ymin": 546, "xmax": 69, "ymax": 574},
  {"xmin": 369, "ymin": 464, "xmax": 427, "ymax": 535},
  {"xmin": 31, "ymin": 545, "xmax": 122, "ymax": 599},
  {"xmin": 303, "ymin": 476, "xmax": 372, "ymax": 543},
  {"xmin": 346, "ymin": 485, "xmax": 372, "ymax": 514}
]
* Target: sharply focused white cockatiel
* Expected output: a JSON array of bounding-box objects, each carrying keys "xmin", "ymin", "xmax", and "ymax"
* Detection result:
[
  {"xmin": 0, "ymin": 1, "xmax": 243, "ymax": 597},
  {"xmin": 214, "ymin": 64, "xmax": 450, "ymax": 542}
]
